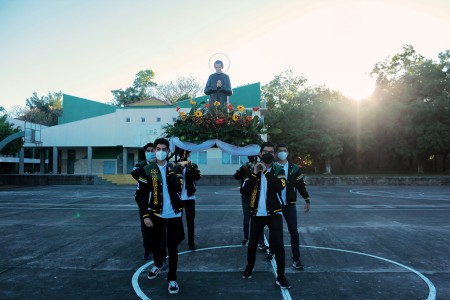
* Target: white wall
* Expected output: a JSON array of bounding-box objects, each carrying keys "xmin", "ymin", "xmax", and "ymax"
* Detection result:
[{"xmin": 40, "ymin": 107, "xmax": 188, "ymax": 147}]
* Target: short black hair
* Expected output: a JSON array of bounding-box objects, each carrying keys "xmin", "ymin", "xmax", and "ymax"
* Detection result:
[
  {"xmin": 214, "ymin": 60, "xmax": 223, "ymax": 68},
  {"xmin": 153, "ymin": 138, "xmax": 169, "ymax": 149},
  {"xmin": 178, "ymin": 149, "xmax": 191, "ymax": 156},
  {"xmin": 276, "ymin": 143, "xmax": 288, "ymax": 151},
  {"xmin": 143, "ymin": 142, "xmax": 154, "ymax": 151},
  {"xmin": 260, "ymin": 141, "xmax": 275, "ymax": 153}
]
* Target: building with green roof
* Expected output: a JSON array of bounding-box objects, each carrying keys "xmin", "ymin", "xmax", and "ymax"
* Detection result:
[{"xmin": 8, "ymin": 83, "xmax": 263, "ymax": 176}]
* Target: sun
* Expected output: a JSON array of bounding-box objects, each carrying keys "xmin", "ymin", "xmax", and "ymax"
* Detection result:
[{"xmin": 338, "ymin": 74, "xmax": 376, "ymax": 101}]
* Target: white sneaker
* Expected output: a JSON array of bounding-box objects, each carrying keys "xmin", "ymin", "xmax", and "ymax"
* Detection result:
[
  {"xmin": 168, "ymin": 281, "xmax": 179, "ymax": 294},
  {"xmin": 147, "ymin": 266, "xmax": 161, "ymax": 279}
]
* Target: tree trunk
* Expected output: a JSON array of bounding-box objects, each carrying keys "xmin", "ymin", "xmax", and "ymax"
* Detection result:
[
  {"xmin": 314, "ymin": 165, "xmax": 320, "ymax": 174},
  {"xmin": 417, "ymin": 161, "xmax": 424, "ymax": 174},
  {"xmin": 324, "ymin": 158, "xmax": 332, "ymax": 174}
]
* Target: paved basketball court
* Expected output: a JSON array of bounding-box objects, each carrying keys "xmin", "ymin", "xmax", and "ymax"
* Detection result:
[{"xmin": 0, "ymin": 184, "xmax": 449, "ymax": 299}]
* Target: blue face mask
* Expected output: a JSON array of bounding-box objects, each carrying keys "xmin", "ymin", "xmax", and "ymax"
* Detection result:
[
  {"xmin": 145, "ymin": 152, "xmax": 156, "ymax": 161},
  {"xmin": 277, "ymin": 151, "xmax": 288, "ymax": 161},
  {"xmin": 155, "ymin": 150, "xmax": 168, "ymax": 161}
]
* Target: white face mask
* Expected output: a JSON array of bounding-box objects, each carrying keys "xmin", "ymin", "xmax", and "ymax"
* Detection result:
[
  {"xmin": 277, "ymin": 151, "xmax": 288, "ymax": 161},
  {"xmin": 155, "ymin": 150, "xmax": 168, "ymax": 161}
]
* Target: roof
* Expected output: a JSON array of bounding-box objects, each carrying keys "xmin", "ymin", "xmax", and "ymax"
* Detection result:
[
  {"xmin": 58, "ymin": 82, "xmax": 261, "ymax": 124},
  {"xmin": 59, "ymin": 94, "xmax": 117, "ymax": 125},
  {"xmin": 125, "ymin": 97, "xmax": 170, "ymax": 107}
]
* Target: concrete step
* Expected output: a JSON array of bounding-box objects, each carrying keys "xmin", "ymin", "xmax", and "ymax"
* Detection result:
[{"xmin": 97, "ymin": 174, "xmax": 137, "ymax": 185}]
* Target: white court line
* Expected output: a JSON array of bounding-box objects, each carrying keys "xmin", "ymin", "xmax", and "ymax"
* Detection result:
[
  {"xmin": 2, "ymin": 206, "xmax": 450, "ymax": 212},
  {"xmin": 349, "ymin": 188, "xmax": 450, "ymax": 201},
  {"xmin": 131, "ymin": 245, "xmax": 239, "ymax": 300},
  {"xmin": 264, "ymin": 235, "xmax": 292, "ymax": 300},
  {"xmin": 301, "ymin": 245, "xmax": 436, "ymax": 300},
  {"xmin": 131, "ymin": 244, "xmax": 436, "ymax": 300}
]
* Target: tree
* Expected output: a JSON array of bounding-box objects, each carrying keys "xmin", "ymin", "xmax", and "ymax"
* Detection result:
[
  {"xmin": 0, "ymin": 109, "xmax": 23, "ymax": 155},
  {"xmin": 111, "ymin": 69, "xmax": 157, "ymax": 106},
  {"xmin": 19, "ymin": 92, "xmax": 62, "ymax": 126},
  {"xmin": 264, "ymin": 73, "xmax": 345, "ymax": 174},
  {"xmin": 133, "ymin": 69, "xmax": 158, "ymax": 97},
  {"xmin": 261, "ymin": 69, "xmax": 308, "ymax": 109},
  {"xmin": 371, "ymin": 45, "xmax": 450, "ymax": 173},
  {"xmin": 156, "ymin": 76, "xmax": 203, "ymax": 104},
  {"xmin": 111, "ymin": 87, "xmax": 141, "ymax": 106},
  {"xmin": 264, "ymin": 47, "xmax": 450, "ymax": 174}
]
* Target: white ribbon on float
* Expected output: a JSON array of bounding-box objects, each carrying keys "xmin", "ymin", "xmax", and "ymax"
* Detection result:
[{"xmin": 169, "ymin": 137, "xmax": 260, "ymax": 156}]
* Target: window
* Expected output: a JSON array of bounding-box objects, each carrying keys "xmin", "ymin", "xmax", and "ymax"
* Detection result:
[
  {"xmin": 126, "ymin": 117, "xmax": 130, "ymax": 122},
  {"xmin": 190, "ymin": 151, "xmax": 207, "ymax": 165},
  {"xmin": 222, "ymin": 152, "xmax": 249, "ymax": 165},
  {"xmin": 141, "ymin": 117, "xmax": 145, "ymax": 122},
  {"xmin": 156, "ymin": 117, "xmax": 161, "ymax": 122}
]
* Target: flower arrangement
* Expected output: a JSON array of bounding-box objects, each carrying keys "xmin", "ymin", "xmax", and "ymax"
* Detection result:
[{"xmin": 163, "ymin": 100, "xmax": 266, "ymax": 145}]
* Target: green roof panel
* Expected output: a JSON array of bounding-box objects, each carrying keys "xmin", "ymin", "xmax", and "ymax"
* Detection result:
[{"xmin": 59, "ymin": 94, "xmax": 117, "ymax": 124}]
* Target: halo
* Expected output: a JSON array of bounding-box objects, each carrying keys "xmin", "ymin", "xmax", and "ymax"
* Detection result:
[{"xmin": 209, "ymin": 53, "xmax": 231, "ymax": 72}]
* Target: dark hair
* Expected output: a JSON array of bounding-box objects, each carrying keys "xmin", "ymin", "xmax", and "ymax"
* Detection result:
[
  {"xmin": 276, "ymin": 143, "xmax": 288, "ymax": 151},
  {"xmin": 260, "ymin": 141, "xmax": 275, "ymax": 153},
  {"xmin": 153, "ymin": 138, "xmax": 169, "ymax": 149},
  {"xmin": 178, "ymin": 149, "xmax": 191, "ymax": 158},
  {"xmin": 182, "ymin": 150, "xmax": 191, "ymax": 155},
  {"xmin": 143, "ymin": 142, "xmax": 154, "ymax": 151},
  {"xmin": 214, "ymin": 60, "xmax": 223, "ymax": 68}
]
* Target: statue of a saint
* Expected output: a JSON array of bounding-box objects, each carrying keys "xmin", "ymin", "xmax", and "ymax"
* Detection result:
[{"xmin": 204, "ymin": 60, "xmax": 232, "ymax": 106}]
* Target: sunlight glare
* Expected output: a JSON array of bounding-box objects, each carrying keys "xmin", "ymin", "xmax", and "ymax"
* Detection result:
[{"xmin": 337, "ymin": 73, "xmax": 375, "ymax": 101}]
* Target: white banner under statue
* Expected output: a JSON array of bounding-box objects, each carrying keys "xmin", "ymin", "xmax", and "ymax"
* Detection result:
[{"xmin": 169, "ymin": 137, "xmax": 260, "ymax": 156}]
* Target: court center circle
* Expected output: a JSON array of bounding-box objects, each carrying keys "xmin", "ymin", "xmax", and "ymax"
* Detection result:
[{"xmin": 131, "ymin": 244, "xmax": 436, "ymax": 300}]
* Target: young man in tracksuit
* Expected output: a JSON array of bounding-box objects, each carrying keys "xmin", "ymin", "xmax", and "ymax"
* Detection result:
[
  {"xmin": 233, "ymin": 156, "xmax": 266, "ymax": 248},
  {"xmin": 135, "ymin": 138, "xmax": 184, "ymax": 294},
  {"xmin": 131, "ymin": 142, "xmax": 157, "ymax": 260},
  {"xmin": 178, "ymin": 150, "xmax": 201, "ymax": 250},
  {"xmin": 267, "ymin": 143, "xmax": 310, "ymax": 269},
  {"xmin": 241, "ymin": 141, "xmax": 291, "ymax": 289}
]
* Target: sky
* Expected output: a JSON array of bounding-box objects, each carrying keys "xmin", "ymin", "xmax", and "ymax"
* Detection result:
[{"xmin": 1, "ymin": 0, "xmax": 449, "ymax": 112}]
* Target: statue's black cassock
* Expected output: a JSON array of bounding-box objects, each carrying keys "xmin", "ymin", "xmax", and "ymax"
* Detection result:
[{"xmin": 204, "ymin": 73, "xmax": 233, "ymax": 106}]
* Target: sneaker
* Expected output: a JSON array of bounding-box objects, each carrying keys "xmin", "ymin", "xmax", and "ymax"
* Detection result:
[
  {"xmin": 241, "ymin": 239, "xmax": 249, "ymax": 246},
  {"xmin": 242, "ymin": 265, "xmax": 254, "ymax": 279},
  {"xmin": 188, "ymin": 243, "xmax": 196, "ymax": 251},
  {"xmin": 168, "ymin": 281, "xmax": 179, "ymax": 294},
  {"xmin": 276, "ymin": 275, "xmax": 291, "ymax": 289},
  {"xmin": 147, "ymin": 266, "xmax": 161, "ymax": 279},
  {"xmin": 266, "ymin": 252, "xmax": 274, "ymax": 261},
  {"xmin": 258, "ymin": 242, "xmax": 267, "ymax": 251},
  {"xmin": 292, "ymin": 259, "xmax": 304, "ymax": 270}
]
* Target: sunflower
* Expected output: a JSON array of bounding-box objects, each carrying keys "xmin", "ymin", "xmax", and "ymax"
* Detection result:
[
  {"xmin": 179, "ymin": 111, "xmax": 186, "ymax": 117},
  {"xmin": 232, "ymin": 113, "xmax": 239, "ymax": 121},
  {"xmin": 190, "ymin": 99, "xmax": 196, "ymax": 105},
  {"xmin": 237, "ymin": 105, "xmax": 245, "ymax": 111},
  {"xmin": 194, "ymin": 110, "xmax": 203, "ymax": 117},
  {"xmin": 214, "ymin": 101, "xmax": 221, "ymax": 106}
]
